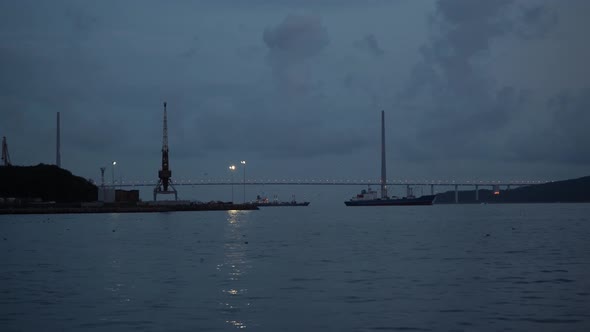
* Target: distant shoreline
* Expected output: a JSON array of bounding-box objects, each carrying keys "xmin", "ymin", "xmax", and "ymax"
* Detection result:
[
  {"xmin": 434, "ymin": 201, "xmax": 590, "ymax": 205},
  {"xmin": 433, "ymin": 175, "xmax": 590, "ymax": 204}
]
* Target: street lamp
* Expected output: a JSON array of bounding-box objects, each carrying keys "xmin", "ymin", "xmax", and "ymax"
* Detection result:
[
  {"xmin": 112, "ymin": 161, "xmax": 117, "ymax": 187},
  {"xmin": 240, "ymin": 160, "xmax": 246, "ymax": 203},
  {"xmin": 229, "ymin": 165, "xmax": 236, "ymax": 203}
]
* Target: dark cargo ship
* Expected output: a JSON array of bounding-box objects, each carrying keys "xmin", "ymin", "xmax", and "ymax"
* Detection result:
[
  {"xmin": 254, "ymin": 195, "xmax": 310, "ymax": 207},
  {"xmin": 344, "ymin": 187, "xmax": 436, "ymax": 206},
  {"xmin": 344, "ymin": 111, "xmax": 436, "ymax": 207}
]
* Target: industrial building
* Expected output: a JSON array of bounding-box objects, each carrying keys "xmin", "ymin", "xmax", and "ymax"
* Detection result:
[{"xmin": 98, "ymin": 188, "xmax": 139, "ymax": 203}]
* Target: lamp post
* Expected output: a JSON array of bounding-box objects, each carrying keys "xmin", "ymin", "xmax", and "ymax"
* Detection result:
[
  {"xmin": 229, "ymin": 165, "xmax": 236, "ymax": 203},
  {"xmin": 112, "ymin": 161, "xmax": 117, "ymax": 187},
  {"xmin": 100, "ymin": 167, "xmax": 106, "ymax": 201},
  {"xmin": 240, "ymin": 160, "xmax": 246, "ymax": 203}
]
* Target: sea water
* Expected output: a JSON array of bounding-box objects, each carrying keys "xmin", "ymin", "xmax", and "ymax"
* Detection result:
[{"xmin": 1, "ymin": 203, "xmax": 589, "ymax": 331}]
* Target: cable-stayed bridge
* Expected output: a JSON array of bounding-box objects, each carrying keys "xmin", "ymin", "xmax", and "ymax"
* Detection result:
[
  {"xmin": 108, "ymin": 179, "xmax": 546, "ymax": 187},
  {"xmin": 99, "ymin": 104, "xmax": 549, "ymax": 203},
  {"xmin": 106, "ymin": 179, "xmax": 549, "ymax": 203}
]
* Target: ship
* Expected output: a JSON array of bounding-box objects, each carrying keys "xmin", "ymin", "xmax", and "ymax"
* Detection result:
[
  {"xmin": 254, "ymin": 194, "xmax": 310, "ymax": 207},
  {"xmin": 344, "ymin": 186, "xmax": 436, "ymax": 206},
  {"xmin": 344, "ymin": 111, "xmax": 436, "ymax": 207}
]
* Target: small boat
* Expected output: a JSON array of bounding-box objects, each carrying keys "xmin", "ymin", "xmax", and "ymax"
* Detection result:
[
  {"xmin": 254, "ymin": 195, "xmax": 310, "ymax": 207},
  {"xmin": 344, "ymin": 110, "xmax": 437, "ymax": 207}
]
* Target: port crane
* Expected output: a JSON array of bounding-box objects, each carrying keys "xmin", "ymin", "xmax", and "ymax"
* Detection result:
[{"xmin": 153, "ymin": 102, "xmax": 178, "ymax": 201}]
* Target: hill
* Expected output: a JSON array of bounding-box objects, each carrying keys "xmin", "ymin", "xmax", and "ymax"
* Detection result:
[
  {"xmin": 435, "ymin": 176, "xmax": 590, "ymax": 204},
  {"xmin": 0, "ymin": 164, "xmax": 97, "ymax": 203}
]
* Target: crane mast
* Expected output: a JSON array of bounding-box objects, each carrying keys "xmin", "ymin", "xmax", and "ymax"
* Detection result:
[{"xmin": 153, "ymin": 102, "xmax": 177, "ymax": 201}]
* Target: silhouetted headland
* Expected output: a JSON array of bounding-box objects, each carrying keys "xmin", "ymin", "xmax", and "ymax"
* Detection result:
[
  {"xmin": 435, "ymin": 175, "xmax": 590, "ymax": 204},
  {"xmin": 0, "ymin": 164, "xmax": 97, "ymax": 202}
]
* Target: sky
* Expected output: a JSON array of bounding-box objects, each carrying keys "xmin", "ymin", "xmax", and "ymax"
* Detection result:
[{"xmin": 1, "ymin": 0, "xmax": 589, "ymax": 185}]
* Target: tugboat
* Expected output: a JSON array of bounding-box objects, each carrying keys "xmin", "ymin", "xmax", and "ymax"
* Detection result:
[
  {"xmin": 254, "ymin": 194, "xmax": 310, "ymax": 207},
  {"xmin": 344, "ymin": 111, "xmax": 436, "ymax": 207}
]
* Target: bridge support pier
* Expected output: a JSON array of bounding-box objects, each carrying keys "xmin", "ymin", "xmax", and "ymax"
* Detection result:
[
  {"xmin": 475, "ymin": 185, "xmax": 479, "ymax": 201},
  {"xmin": 430, "ymin": 184, "xmax": 434, "ymax": 195},
  {"xmin": 454, "ymin": 185, "xmax": 459, "ymax": 203}
]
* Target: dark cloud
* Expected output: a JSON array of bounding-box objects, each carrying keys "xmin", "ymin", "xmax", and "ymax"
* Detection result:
[
  {"xmin": 64, "ymin": 5, "xmax": 100, "ymax": 42},
  {"xmin": 263, "ymin": 15, "xmax": 329, "ymax": 59},
  {"xmin": 180, "ymin": 36, "xmax": 199, "ymax": 58},
  {"xmin": 263, "ymin": 14, "xmax": 329, "ymax": 95},
  {"xmin": 397, "ymin": 0, "xmax": 513, "ymax": 151},
  {"xmin": 354, "ymin": 34, "xmax": 385, "ymax": 57},
  {"xmin": 510, "ymin": 89, "xmax": 590, "ymax": 164},
  {"xmin": 515, "ymin": 4, "xmax": 559, "ymax": 39},
  {"xmin": 396, "ymin": 0, "xmax": 562, "ymax": 163}
]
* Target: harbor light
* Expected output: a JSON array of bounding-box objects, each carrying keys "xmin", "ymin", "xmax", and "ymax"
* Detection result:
[
  {"xmin": 112, "ymin": 161, "xmax": 117, "ymax": 186},
  {"xmin": 240, "ymin": 161, "xmax": 246, "ymax": 203},
  {"xmin": 229, "ymin": 164, "xmax": 236, "ymax": 202}
]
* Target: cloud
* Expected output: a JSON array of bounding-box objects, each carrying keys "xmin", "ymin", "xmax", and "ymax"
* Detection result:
[
  {"xmin": 64, "ymin": 5, "xmax": 100, "ymax": 43},
  {"xmin": 263, "ymin": 14, "xmax": 329, "ymax": 95},
  {"xmin": 510, "ymin": 89, "xmax": 590, "ymax": 164},
  {"xmin": 396, "ymin": 0, "xmax": 562, "ymax": 162},
  {"xmin": 354, "ymin": 34, "xmax": 385, "ymax": 57},
  {"xmin": 515, "ymin": 4, "xmax": 559, "ymax": 39},
  {"xmin": 180, "ymin": 36, "xmax": 199, "ymax": 58}
]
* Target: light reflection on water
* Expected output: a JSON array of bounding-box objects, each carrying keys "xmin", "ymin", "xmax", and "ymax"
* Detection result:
[{"xmin": 220, "ymin": 210, "xmax": 252, "ymax": 329}]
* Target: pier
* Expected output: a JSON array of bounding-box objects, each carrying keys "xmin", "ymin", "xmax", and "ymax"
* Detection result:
[{"xmin": 0, "ymin": 202, "xmax": 258, "ymax": 215}]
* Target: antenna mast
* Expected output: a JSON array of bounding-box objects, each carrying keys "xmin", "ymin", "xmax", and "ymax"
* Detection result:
[
  {"xmin": 56, "ymin": 112, "xmax": 61, "ymax": 168},
  {"xmin": 380, "ymin": 110, "xmax": 387, "ymax": 199},
  {"xmin": 100, "ymin": 167, "xmax": 106, "ymax": 187},
  {"xmin": 153, "ymin": 101, "xmax": 177, "ymax": 201},
  {"xmin": 1, "ymin": 136, "xmax": 11, "ymax": 166}
]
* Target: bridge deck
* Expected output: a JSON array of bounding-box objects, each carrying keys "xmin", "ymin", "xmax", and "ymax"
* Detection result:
[{"xmin": 105, "ymin": 180, "xmax": 546, "ymax": 188}]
